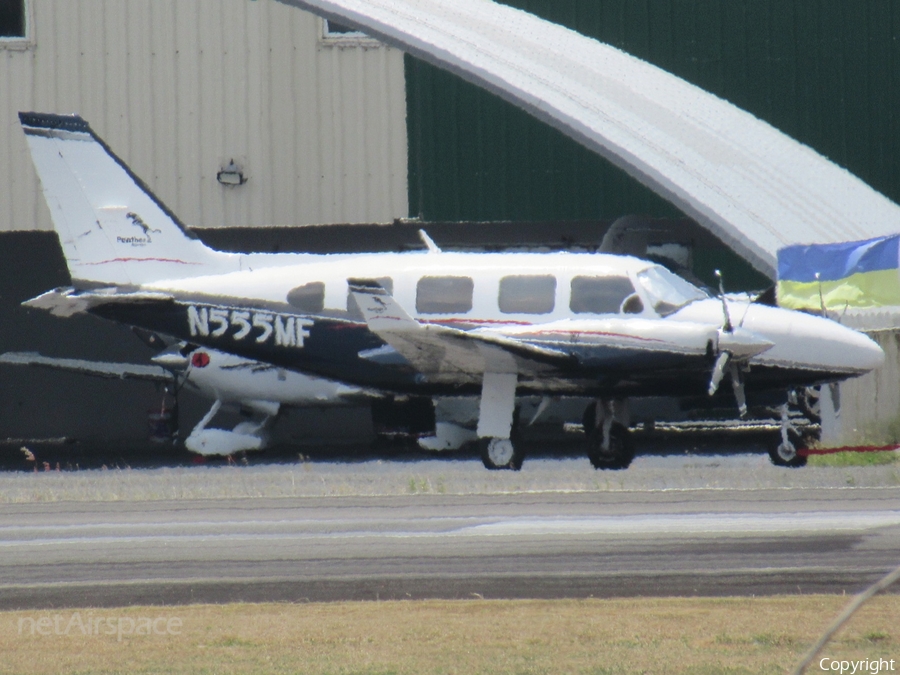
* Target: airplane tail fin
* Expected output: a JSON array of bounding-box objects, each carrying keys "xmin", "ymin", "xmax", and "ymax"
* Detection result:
[{"xmin": 19, "ymin": 112, "xmax": 237, "ymax": 288}]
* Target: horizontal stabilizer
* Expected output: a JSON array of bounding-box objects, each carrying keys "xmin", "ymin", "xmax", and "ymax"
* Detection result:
[
  {"xmin": 23, "ymin": 287, "xmax": 174, "ymax": 317},
  {"xmin": 0, "ymin": 351, "xmax": 171, "ymax": 382}
]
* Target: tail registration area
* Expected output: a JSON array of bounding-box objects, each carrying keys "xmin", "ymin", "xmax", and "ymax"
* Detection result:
[{"xmin": 187, "ymin": 305, "xmax": 313, "ymax": 349}]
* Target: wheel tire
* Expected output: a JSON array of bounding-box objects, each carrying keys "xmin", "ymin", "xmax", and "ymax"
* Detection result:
[
  {"xmin": 768, "ymin": 429, "xmax": 808, "ymax": 468},
  {"xmin": 587, "ymin": 422, "xmax": 634, "ymax": 470},
  {"xmin": 480, "ymin": 437, "xmax": 524, "ymax": 471}
]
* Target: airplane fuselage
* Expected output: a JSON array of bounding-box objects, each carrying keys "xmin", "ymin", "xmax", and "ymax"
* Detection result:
[{"xmin": 80, "ymin": 250, "xmax": 881, "ymax": 403}]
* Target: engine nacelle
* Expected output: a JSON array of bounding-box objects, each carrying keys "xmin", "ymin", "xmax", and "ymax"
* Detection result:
[
  {"xmin": 185, "ymin": 428, "xmax": 267, "ymax": 456},
  {"xmin": 418, "ymin": 422, "xmax": 477, "ymax": 451}
]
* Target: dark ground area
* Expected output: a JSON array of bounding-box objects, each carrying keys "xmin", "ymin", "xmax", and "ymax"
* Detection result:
[{"xmin": 0, "ymin": 424, "xmax": 784, "ymax": 473}]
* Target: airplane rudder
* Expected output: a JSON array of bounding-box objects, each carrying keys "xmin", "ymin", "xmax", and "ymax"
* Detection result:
[{"xmin": 20, "ymin": 112, "xmax": 228, "ymax": 286}]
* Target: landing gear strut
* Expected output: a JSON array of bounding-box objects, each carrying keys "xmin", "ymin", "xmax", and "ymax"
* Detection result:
[
  {"xmin": 184, "ymin": 399, "xmax": 275, "ymax": 456},
  {"xmin": 477, "ymin": 372, "xmax": 524, "ymax": 471},
  {"xmin": 767, "ymin": 402, "xmax": 808, "ymax": 468},
  {"xmin": 583, "ymin": 400, "xmax": 634, "ymax": 470}
]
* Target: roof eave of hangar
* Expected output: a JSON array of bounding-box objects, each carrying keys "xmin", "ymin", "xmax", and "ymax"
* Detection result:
[{"xmin": 277, "ymin": 0, "xmax": 900, "ymax": 278}]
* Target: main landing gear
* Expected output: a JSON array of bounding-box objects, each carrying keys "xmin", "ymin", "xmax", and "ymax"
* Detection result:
[
  {"xmin": 480, "ymin": 435, "xmax": 525, "ymax": 471},
  {"xmin": 477, "ymin": 372, "xmax": 525, "ymax": 471},
  {"xmin": 582, "ymin": 400, "xmax": 634, "ymax": 470}
]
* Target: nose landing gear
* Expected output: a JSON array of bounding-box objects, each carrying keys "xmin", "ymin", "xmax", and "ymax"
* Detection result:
[{"xmin": 768, "ymin": 402, "xmax": 808, "ymax": 468}]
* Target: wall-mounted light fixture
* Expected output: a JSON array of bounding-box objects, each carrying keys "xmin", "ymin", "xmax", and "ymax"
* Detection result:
[{"xmin": 217, "ymin": 160, "xmax": 247, "ymax": 186}]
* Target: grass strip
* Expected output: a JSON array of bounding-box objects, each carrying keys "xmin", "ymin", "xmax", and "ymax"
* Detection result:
[
  {"xmin": 808, "ymin": 450, "xmax": 900, "ymax": 467},
  {"xmin": 1, "ymin": 595, "xmax": 898, "ymax": 674}
]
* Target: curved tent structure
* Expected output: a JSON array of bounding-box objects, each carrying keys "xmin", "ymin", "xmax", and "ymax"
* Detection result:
[{"xmin": 277, "ymin": 0, "xmax": 900, "ymax": 277}]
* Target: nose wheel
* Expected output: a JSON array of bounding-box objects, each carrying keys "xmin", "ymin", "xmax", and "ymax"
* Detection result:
[
  {"xmin": 768, "ymin": 403, "xmax": 808, "ymax": 467},
  {"xmin": 768, "ymin": 431, "xmax": 808, "ymax": 467}
]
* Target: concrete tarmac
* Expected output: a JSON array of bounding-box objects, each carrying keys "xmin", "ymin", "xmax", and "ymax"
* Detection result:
[{"xmin": 0, "ymin": 487, "xmax": 898, "ymax": 608}]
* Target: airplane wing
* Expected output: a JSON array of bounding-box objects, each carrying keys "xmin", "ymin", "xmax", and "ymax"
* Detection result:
[
  {"xmin": 0, "ymin": 352, "xmax": 172, "ymax": 382},
  {"xmin": 349, "ymin": 280, "xmax": 573, "ymax": 382}
]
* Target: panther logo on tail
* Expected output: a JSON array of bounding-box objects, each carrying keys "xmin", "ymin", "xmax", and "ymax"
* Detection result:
[{"xmin": 126, "ymin": 212, "xmax": 161, "ymax": 239}]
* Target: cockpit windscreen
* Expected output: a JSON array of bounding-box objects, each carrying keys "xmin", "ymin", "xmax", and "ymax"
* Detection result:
[{"xmin": 635, "ymin": 265, "xmax": 708, "ymax": 317}]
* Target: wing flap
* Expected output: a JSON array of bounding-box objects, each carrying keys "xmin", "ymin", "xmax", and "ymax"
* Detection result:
[{"xmin": 349, "ymin": 280, "xmax": 571, "ymax": 379}]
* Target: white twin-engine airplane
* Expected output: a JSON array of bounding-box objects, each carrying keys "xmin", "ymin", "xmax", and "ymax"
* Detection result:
[{"xmin": 19, "ymin": 112, "xmax": 885, "ymax": 469}]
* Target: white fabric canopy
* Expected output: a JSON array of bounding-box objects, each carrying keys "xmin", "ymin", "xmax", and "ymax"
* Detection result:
[{"xmin": 278, "ymin": 0, "xmax": 900, "ymax": 277}]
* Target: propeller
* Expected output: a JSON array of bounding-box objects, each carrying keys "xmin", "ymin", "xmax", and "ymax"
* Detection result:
[
  {"xmin": 149, "ymin": 342, "xmax": 199, "ymax": 442},
  {"xmin": 130, "ymin": 327, "xmax": 186, "ymax": 440},
  {"xmin": 707, "ymin": 270, "xmax": 773, "ymax": 417}
]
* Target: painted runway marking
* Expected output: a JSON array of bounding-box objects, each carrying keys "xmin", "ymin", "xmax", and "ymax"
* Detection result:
[{"xmin": 1, "ymin": 511, "xmax": 898, "ymax": 548}]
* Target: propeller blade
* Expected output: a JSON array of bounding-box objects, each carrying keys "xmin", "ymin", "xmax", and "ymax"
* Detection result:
[
  {"xmin": 708, "ymin": 351, "xmax": 731, "ymax": 396},
  {"xmin": 715, "ymin": 270, "xmax": 733, "ymax": 333},
  {"xmin": 728, "ymin": 361, "xmax": 748, "ymax": 418}
]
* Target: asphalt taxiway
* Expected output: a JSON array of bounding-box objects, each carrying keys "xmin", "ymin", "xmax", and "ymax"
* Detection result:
[{"xmin": 0, "ymin": 487, "xmax": 898, "ymax": 608}]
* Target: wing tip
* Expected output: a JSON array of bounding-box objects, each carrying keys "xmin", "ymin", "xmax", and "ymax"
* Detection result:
[
  {"xmin": 348, "ymin": 278, "xmax": 390, "ymax": 294},
  {"xmin": 19, "ymin": 112, "xmax": 89, "ymax": 133}
]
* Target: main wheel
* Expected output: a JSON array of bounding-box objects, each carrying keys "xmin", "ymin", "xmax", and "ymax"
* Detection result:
[
  {"xmin": 768, "ymin": 429, "xmax": 808, "ymax": 468},
  {"xmin": 797, "ymin": 386, "xmax": 822, "ymax": 424},
  {"xmin": 480, "ymin": 437, "xmax": 524, "ymax": 471},
  {"xmin": 587, "ymin": 422, "xmax": 634, "ymax": 470}
]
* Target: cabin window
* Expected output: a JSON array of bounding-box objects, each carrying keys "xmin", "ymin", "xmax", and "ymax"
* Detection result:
[
  {"xmin": 416, "ymin": 276, "xmax": 474, "ymax": 314},
  {"xmin": 569, "ymin": 276, "xmax": 637, "ymax": 314},
  {"xmin": 286, "ymin": 282, "xmax": 325, "ymax": 313},
  {"xmin": 0, "ymin": 0, "xmax": 26, "ymax": 38},
  {"xmin": 498, "ymin": 275, "xmax": 556, "ymax": 314},
  {"xmin": 621, "ymin": 294, "xmax": 644, "ymax": 314}
]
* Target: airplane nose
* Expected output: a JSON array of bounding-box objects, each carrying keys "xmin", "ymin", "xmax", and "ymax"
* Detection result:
[
  {"xmin": 671, "ymin": 299, "xmax": 884, "ymax": 377},
  {"xmin": 743, "ymin": 303, "xmax": 884, "ymax": 376},
  {"xmin": 839, "ymin": 325, "xmax": 886, "ymax": 372}
]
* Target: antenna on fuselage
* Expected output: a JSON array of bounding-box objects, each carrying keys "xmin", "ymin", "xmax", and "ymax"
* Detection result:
[{"xmin": 418, "ymin": 229, "xmax": 442, "ymax": 254}]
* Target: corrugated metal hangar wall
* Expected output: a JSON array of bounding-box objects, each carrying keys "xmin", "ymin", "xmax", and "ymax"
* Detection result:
[
  {"xmin": 0, "ymin": 0, "xmax": 408, "ymax": 233},
  {"xmin": 406, "ymin": 0, "xmax": 900, "ymax": 287},
  {"xmin": 409, "ymin": 0, "xmax": 900, "ymax": 219}
]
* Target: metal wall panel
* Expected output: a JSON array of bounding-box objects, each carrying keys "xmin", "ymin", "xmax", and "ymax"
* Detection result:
[
  {"xmin": 0, "ymin": 0, "xmax": 408, "ymax": 233},
  {"xmin": 407, "ymin": 0, "xmax": 900, "ymax": 226}
]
